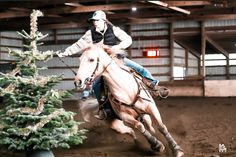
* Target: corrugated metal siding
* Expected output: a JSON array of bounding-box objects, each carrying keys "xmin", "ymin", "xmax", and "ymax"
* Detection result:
[
  {"xmin": 39, "ymin": 44, "xmax": 69, "ymax": 52},
  {"xmin": 147, "ymin": 67, "xmax": 169, "ymax": 74},
  {"xmin": 131, "ymin": 30, "xmax": 168, "ymax": 36},
  {"xmin": 174, "ymin": 58, "xmax": 185, "ymax": 65},
  {"xmin": 131, "ymin": 23, "xmax": 169, "ymax": 30},
  {"xmin": 55, "ymin": 80, "xmax": 77, "ymax": 90},
  {"xmin": 174, "ymin": 48, "xmax": 185, "ymax": 57},
  {"xmin": 156, "ymin": 76, "xmax": 170, "ymax": 82},
  {"xmin": 38, "ymin": 69, "xmax": 76, "ymax": 79},
  {"xmin": 206, "ymin": 66, "xmax": 226, "ymax": 75},
  {"xmin": 0, "ymin": 31, "xmax": 22, "ymax": 62},
  {"xmin": 188, "ymin": 68, "xmax": 198, "ymax": 75},
  {"xmin": 229, "ymin": 66, "xmax": 236, "ymax": 74},
  {"xmin": 173, "ymin": 21, "xmax": 200, "ymax": 28},
  {"xmin": 205, "ymin": 19, "xmax": 236, "ymax": 27},
  {"xmin": 132, "ymin": 40, "xmax": 168, "ymax": 48},
  {"xmin": 132, "ymin": 58, "xmax": 169, "ymax": 66},
  {"xmin": 37, "ymin": 57, "xmax": 79, "ymax": 67}
]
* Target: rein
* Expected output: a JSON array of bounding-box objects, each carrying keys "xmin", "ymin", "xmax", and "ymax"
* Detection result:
[{"xmin": 85, "ymin": 55, "xmax": 114, "ymax": 85}]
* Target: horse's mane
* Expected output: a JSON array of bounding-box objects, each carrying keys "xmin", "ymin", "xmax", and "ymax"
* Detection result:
[
  {"xmin": 85, "ymin": 44, "xmax": 128, "ymax": 68},
  {"xmin": 84, "ymin": 44, "xmax": 127, "ymax": 58}
]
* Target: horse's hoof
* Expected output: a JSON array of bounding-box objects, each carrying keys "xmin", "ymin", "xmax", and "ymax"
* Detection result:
[
  {"xmin": 151, "ymin": 141, "xmax": 165, "ymax": 153},
  {"xmin": 174, "ymin": 148, "xmax": 184, "ymax": 157}
]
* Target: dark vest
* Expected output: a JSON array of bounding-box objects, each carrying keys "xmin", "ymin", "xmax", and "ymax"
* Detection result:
[{"xmin": 91, "ymin": 24, "xmax": 120, "ymax": 46}]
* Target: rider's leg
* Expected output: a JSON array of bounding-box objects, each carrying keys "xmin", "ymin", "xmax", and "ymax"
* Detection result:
[
  {"xmin": 123, "ymin": 58, "xmax": 169, "ymax": 99},
  {"xmin": 92, "ymin": 76, "xmax": 114, "ymax": 119},
  {"xmin": 123, "ymin": 58, "xmax": 158, "ymax": 86},
  {"xmin": 93, "ymin": 76, "xmax": 105, "ymax": 102}
]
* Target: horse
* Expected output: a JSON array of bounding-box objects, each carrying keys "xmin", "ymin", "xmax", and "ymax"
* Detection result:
[{"xmin": 75, "ymin": 45, "xmax": 184, "ymax": 157}]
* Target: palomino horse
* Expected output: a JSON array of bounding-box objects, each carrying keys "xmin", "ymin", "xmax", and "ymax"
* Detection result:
[{"xmin": 75, "ymin": 45, "xmax": 184, "ymax": 157}]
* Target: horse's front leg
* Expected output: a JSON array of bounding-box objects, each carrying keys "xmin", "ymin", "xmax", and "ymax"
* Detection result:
[
  {"xmin": 110, "ymin": 119, "xmax": 137, "ymax": 140},
  {"xmin": 120, "ymin": 113, "xmax": 165, "ymax": 153},
  {"xmin": 147, "ymin": 105, "xmax": 184, "ymax": 157}
]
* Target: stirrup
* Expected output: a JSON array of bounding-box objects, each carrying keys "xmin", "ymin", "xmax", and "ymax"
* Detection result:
[
  {"xmin": 94, "ymin": 109, "xmax": 107, "ymax": 120},
  {"xmin": 154, "ymin": 86, "xmax": 170, "ymax": 99}
]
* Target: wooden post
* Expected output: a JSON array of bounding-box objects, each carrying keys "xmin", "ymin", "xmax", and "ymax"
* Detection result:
[
  {"xmin": 201, "ymin": 21, "xmax": 206, "ymax": 97},
  {"xmin": 125, "ymin": 24, "xmax": 132, "ymax": 59},
  {"xmin": 169, "ymin": 22, "xmax": 174, "ymax": 81},
  {"xmin": 53, "ymin": 29, "xmax": 57, "ymax": 44},
  {"xmin": 226, "ymin": 56, "xmax": 230, "ymax": 79},
  {"xmin": 185, "ymin": 48, "xmax": 189, "ymax": 77}
]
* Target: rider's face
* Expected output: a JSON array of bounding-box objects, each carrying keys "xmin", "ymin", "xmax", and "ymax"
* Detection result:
[{"xmin": 93, "ymin": 19, "xmax": 105, "ymax": 32}]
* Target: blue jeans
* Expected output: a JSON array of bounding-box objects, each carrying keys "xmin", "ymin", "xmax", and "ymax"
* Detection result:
[
  {"xmin": 123, "ymin": 58, "xmax": 158, "ymax": 85},
  {"xmin": 93, "ymin": 58, "xmax": 159, "ymax": 103}
]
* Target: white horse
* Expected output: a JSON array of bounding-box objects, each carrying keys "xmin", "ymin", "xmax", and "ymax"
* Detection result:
[{"xmin": 75, "ymin": 45, "xmax": 184, "ymax": 157}]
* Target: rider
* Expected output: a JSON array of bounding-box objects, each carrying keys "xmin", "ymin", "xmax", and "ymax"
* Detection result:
[{"xmin": 58, "ymin": 10, "xmax": 169, "ymax": 118}]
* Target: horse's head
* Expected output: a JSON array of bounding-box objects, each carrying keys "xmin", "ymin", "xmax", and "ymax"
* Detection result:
[{"xmin": 75, "ymin": 45, "xmax": 111, "ymax": 89}]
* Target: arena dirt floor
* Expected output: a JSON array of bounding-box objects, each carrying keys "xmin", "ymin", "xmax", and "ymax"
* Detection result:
[{"xmin": 1, "ymin": 97, "xmax": 236, "ymax": 157}]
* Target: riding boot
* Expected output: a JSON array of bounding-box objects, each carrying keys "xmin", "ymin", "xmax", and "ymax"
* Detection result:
[
  {"xmin": 94, "ymin": 96, "xmax": 108, "ymax": 120},
  {"xmin": 142, "ymin": 78, "xmax": 170, "ymax": 99}
]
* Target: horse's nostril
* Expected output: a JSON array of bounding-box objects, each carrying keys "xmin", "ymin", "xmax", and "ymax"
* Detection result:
[{"xmin": 75, "ymin": 79, "xmax": 82, "ymax": 87}]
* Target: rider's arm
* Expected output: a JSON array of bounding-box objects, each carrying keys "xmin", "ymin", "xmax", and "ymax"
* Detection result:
[
  {"xmin": 58, "ymin": 30, "xmax": 93, "ymax": 57},
  {"xmin": 112, "ymin": 26, "xmax": 132, "ymax": 50}
]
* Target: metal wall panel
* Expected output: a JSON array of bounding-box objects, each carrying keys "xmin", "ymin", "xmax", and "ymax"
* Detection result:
[
  {"xmin": 132, "ymin": 58, "xmax": 169, "ymax": 66},
  {"xmin": 188, "ymin": 68, "xmax": 198, "ymax": 75},
  {"xmin": 146, "ymin": 66, "xmax": 169, "ymax": 74},
  {"xmin": 206, "ymin": 66, "xmax": 226, "ymax": 75},
  {"xmin": 132, "ymin": 40, "xmax": 169, "ymax": 47},
  {"xmin": 39, "ymin": 44, "xmax": 69, "ymax": 52},
  {"xmin": 174, "ymin": 48, "xmax": 185, "ymax": 57},
  {"xmin": 36, "ymin": 57, "xmax": 79, "ymax": 67},
  {"xmin": 54, "ymin": 80, "xmax": 77, "ymax": 90},
  {"xmin": 229, "ymin": 66, "xmax": 236, "ymax": 74},
  {"xmin": 156, "ymin": 76, "xmax": 170, "ymax": 82},
  {"xmin": 131, "ymin": 30, "xmax": 168, "ymax": 36},
  {"xmin": 173, "ymin": 21, "xmax": 200, "ymax": 28},
  {"xmin": 174, "ymin": 58, "xmax": 185, "ymax": 65},
  {"xmin": 39, "ymin": 69, "xmax": 77, "ymax": 79},
  {"xmin": 205, "ymin": 19, "xmax": 236, "ymax": 27},
  {"xmin": 131, "ymin": 23, "xmax": 169, "ymax": 30}
]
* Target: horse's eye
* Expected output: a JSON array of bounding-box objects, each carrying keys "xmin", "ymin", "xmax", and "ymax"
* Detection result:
[{"xmin": 89, "ymin": 58, "xmax": 94, "ymax": 62}]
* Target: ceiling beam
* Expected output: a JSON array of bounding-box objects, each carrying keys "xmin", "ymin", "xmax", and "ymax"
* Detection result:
[
  {"xmin": 0, "ymin": 11, "xmax": 29, "ymax": 19},
  {"xmin": 130, "ymin": 14, "xmax": 236, "ymax": 24},
  {"xmin": 206, "ymin": 35, "xmax": 229, "ymax": 58},
  {"xmin": 163, "ymin": 1, "xmax": 212, "ymax": 6},
  {"xmin": 148, "ymin": 1, "xmax": 190, "ymax": 14},
  {"xmin": 45, "ymin": 3, "xmax": 158, "ymax": 15}
]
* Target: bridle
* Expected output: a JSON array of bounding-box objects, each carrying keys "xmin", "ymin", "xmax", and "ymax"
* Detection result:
[{"xmin": 81, "ymin": 55, "xmax": 114, "ymax": 86}]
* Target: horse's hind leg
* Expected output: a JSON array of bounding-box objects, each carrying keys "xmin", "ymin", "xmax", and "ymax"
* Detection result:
[
  {"xmin": 147, "ymin": 105, "xmax": 184, "ymax": 157},
  {"xmin": 110, "ymin": 119, "xmax": 137, "ymax": 140},
  {"xmin": 121, "ymin": 113, "xmax": 165, "ymax": 153}
]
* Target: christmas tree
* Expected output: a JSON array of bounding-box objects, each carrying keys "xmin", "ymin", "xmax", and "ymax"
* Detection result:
[{"xmin": 0, "ymin": 10, "xmax": 86, "ymax": 151}]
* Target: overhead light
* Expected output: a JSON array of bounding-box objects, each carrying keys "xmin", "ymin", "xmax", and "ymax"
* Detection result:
[
  {"xmin": 131, "ymin": 6, "xmax": 137, "ymax": 12},
  {"xmin": 64, "ymin": 3, "xmax": 81, "ymax": 7}
]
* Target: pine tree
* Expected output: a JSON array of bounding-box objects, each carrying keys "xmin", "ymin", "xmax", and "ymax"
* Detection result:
[{"xmin": 0, "ymin": 10, "xmax": 86, "ymax": 151}]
